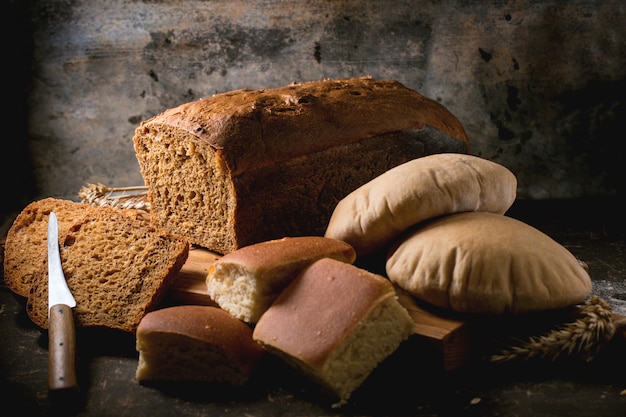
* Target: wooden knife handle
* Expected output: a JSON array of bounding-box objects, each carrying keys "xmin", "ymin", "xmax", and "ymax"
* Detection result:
[{"xmin": 48, "ymin": 304, "xmax": 78, "ymax": 392}]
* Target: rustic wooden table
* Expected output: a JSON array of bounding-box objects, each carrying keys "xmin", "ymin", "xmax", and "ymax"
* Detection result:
[{"xmin": 2, "ymin": 198, "xmax": 625, "ymax": 417}]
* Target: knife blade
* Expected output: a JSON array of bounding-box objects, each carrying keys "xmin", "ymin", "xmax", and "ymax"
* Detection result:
[{"xmin": 47, "ymin": 211, "xmax": 78, "ymax": 392}]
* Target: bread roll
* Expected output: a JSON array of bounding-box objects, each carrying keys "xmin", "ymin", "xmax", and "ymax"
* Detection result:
[
  {"xmin": 386, "ymin": 211, "xmax": 592, "ymax": 315},
  {"xmin": 325, "ymin": 153, "xmax": 517, "ymax": 256},
  {"xmin": 206, "ymin": 236, "xmax": 356, "ymax": 323},
  {"xmin": 253, "ymin": 258, "xmax": 414, "ymax": 405},
  {"xmin": 136, "ymin": 305, "xmax": 264, "ymax": 385},
  {"xmin": 133, "ymin": 76, "xmax": 469, "ymax": 254}
]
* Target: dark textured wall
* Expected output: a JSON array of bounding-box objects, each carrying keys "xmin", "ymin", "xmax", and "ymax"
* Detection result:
[{"xmin": 6, "ymin": 0, "xmax": 626, "ymax": 219}]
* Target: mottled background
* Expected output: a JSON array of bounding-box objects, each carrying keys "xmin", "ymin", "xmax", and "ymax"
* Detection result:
[{"xmin": 3, "ymin": 0, "xmax": 625, "ymax": 226}]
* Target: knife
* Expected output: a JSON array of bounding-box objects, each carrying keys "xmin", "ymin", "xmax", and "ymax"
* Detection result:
[{"xmin": 47, "ymin": 211, "xmax": 78, "ymax": 392}]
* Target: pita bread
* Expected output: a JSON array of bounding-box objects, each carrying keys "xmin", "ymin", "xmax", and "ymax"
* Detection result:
[
  {"xmin": 324, "ymin": 153, "xmax": 517, "ymax": 256},
  {"xmin": 386, "ymin": 211, "xmax": 592, "ymax": 315}
]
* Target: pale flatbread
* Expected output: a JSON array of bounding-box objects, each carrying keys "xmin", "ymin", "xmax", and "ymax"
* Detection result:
[
  {"xmin": 324, "ymin": 153, "xmax": 517, "ymax": 256},
  {"xmin": 386, "ymin": 211, "xmax": 592, "ymax": 315}
]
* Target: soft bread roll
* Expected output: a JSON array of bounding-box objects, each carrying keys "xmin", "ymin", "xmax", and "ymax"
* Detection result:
[
  {"xmin": 136, "ymin": 305, "xmax": 264, "ymax": 385},
  {"xmin": 133, "ymin": 77, "xmax": 469, "ymax": 254},
  {"xmin": 206, "ymin": 236, "xmax": 356, "ymax": 323},
  {"xmin": 325, "ymin": 153, "xmax": 517, "ymax": 256},
  {"xmin": 253, "ymin": 258, "xmax": 414, "ymax": 405},
  {"xmin": 386, "ymin": 211, "xmax": 592, "ymax": 315}
]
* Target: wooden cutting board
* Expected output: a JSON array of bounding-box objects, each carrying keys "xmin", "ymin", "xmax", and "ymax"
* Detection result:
[{"xmin": 166, "ymin": 245, "xmax": 473, "ymax": 372}]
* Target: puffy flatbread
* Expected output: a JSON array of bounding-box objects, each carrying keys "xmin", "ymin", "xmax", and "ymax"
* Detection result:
[
  {"xmin": 324, "ymin": 153, "xmax": 517, "ymax": 256},
  {"xmin": 386, "ymin": 211, "xmax": 592, "ymax": 315}
]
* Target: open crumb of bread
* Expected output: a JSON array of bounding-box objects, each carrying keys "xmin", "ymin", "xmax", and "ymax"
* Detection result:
[
  {"xmin": 3, "ymin": 198, "xmax": 102, "ymax": 297},
  {"xmin": 25, "ymin": 204, "xmax": 189, "ymax": 333},
  {"xmin": 206, "ymin": 236, "xmax": 356, "ymax": 323},
  {"xmin": 133, "ymin": 77, "xmax": 469, "ymax": 254}
]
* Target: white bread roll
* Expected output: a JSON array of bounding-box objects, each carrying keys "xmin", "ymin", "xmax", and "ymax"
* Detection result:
[
  {"xmin": 206, "ymin": 236, "xmax": 356, "ymax": 323},
  {"xmin": 386, "ymin": 212, "xmax": 592, "ymax": 315},
  {"xmin": 325, "ymin": 153, "xmax": 517, "ymax": 256},
  {"xmin": 253, "ymin": 258, "xmax": 414, "ymax": 406},
  {"xmin": 135, "ymin": 305, "xmax": 264, "ymax": 385}
]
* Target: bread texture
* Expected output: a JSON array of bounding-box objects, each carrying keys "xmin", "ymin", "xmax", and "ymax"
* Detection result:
[
  {"xmin": 3, "ymin": 198, "xmax": 101, "ymax": 297},
  {"xmin": 325, "ymin": 153, "xmax": 517, "ymax": 256},
  {"xmin": 136, "ymin": 305, "xmax": 264, "ymax": 385},
  {"xmin": 253, "ymin": 257, "xmax": 414, "ymax": 405},
  {"xmin": 133, "ymin": 76, "xmax": 469, "ymax": 254},
  {"xmin": 26, "ymin": 205, "xmax": 189, "ymax": 333},
  {"xmin": 206, "ymin": 236, "xmax": 357, "ymax": 323},
  {"xmin": 386, "ymin": 211, "xmax": 593, "ymax": 315}
]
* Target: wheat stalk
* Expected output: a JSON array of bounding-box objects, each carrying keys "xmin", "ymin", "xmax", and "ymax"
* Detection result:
[
  {"xmin": 79, "ymin": 183, "xmax": 150, "ymax": 213},
  {"xmin": 490, "ymin": 296, "xmax": 616, "ymax": 363}
]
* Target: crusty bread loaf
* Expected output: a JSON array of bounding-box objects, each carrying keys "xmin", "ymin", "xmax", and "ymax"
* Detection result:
[
  {"xmin": 253, "ymin": 257, "xmax": 414, "ymax": 406},
  {"xmin": 325, "ymin": 153, "xmax": 517, "ymax": 256},
  {"xmin": 3, "ymin": 198, "xmax": 101, "ymax": 297},
  {"xmin": 26, "ymin": 205, "xmax": 189, "ymax": 333},
  {"xmin": 206, "ymin": 236, "xmax": 357, "ymax": 323},
  {"xmin": 133, "ymin": 76, "xmax": 470, "ymax": 254},
  {"xmin": 136, "ymin": 305, "xmax": 264, "ymax": 385},
  {"xmin": 386, "ymin": 211, "xmax": 592, "ymax": 315}
]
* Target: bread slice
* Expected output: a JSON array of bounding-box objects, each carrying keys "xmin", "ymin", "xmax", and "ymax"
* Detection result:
[
  {"xmin": 3, "ymin": 198, "xmax": 102, "ymax": 297},
  {"xmin": 26, "ymin": 205, "xmax": 189, "ymax": 333},
  {"xmin": 136, "ymin": 305, "xmax": 264, "ymax": 385},
  {"xmin": 133, "ymin": 76, "xmax": 469, "ymax": 254},
  {"xmin": 253, "ymin": 258, "xmax": 414, "ymax": 406},
  {"xmin": 206, "ymin": 236, "xmax": 357, "ymax": 323}
]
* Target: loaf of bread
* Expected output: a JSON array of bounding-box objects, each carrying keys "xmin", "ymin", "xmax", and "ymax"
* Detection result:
[
  {"xmin": 386, "ymin": 211, "xmax": 593, "ymax": 315},
  {"xmin": 26, "ymin": 204, "xmax": 189, "ymax": 333},
  {"xmin": 206, "ymin": 236, "xmax": 357, "ymax": 323},
  {"xmin": 325, "ymin": 153, "xmax": 517, "ymax": 256},
  {"xmin": 136, "ymin": 305, "xmax": 264, "ymax": 385},
  {"xmin": 133, "ymin": 76, "xmax": 470, "ymax": 254},
  {"xmin": 3, "ymin": 198, "xmax": 101, "ymax": 297},
  {"xmin": 253, "ymin": 257, "xmax": 414, "ymax": 406}
]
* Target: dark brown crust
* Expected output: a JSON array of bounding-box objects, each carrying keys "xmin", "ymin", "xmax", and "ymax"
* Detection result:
[
  {"xmin": 137, "ymin": 77, "xmax": 469, "ymax": 176},
  {"xmin": 133, "ymin": 77, "xmax": 470, "ymax": 254}
]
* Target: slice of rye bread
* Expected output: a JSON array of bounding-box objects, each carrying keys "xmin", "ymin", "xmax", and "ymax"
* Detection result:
[
  {"xmin": 3, "ymin": 198, "xmax": 104, "ymax": 297},
  {"xmin": 26, "ymin": 205, "xmax": 189, "ymax": 333}
]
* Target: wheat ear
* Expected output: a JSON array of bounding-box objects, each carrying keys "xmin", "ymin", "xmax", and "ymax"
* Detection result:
[
  {"xmin": 79, "ymin": 183, "xmax": 150, "ymax": 213},
  {"xmin": 490, "ymin": 296, "xmax": 616, "ymax": 363}
]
